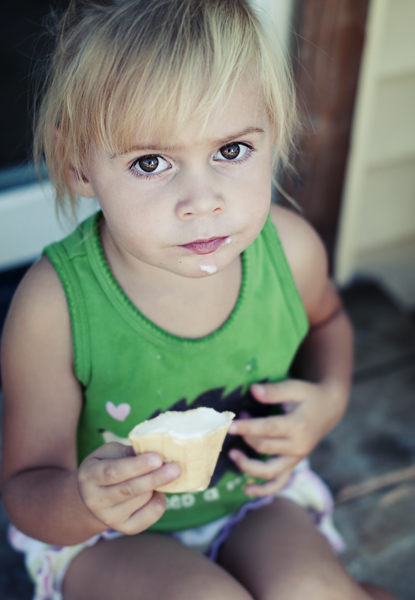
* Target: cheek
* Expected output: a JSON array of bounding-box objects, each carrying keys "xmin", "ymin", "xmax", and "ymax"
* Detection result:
[
  {"xmin": 241, "ymin": 175, "xmax": 272, "ymax": 213},
  {"xmin": 245, "ymin": 185, "xmax": 272, "ymax": 234}
]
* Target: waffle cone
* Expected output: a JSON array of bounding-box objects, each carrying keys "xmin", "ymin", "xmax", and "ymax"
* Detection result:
[{"xmin": 128, "ymin": 408, "xmax": 234, "ymax": 493}]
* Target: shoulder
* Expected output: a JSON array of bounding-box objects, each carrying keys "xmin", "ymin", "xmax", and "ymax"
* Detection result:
[
  {"xmin": 269, "ymin": 203, "xmax": 325, "ymax": 257},
  {"xmin": 1, "ymin": 257, "xmax": 82, "ymax": 483},
  {"xmin": 269, "ymin": 204, "xmax": 341, "ymax": 325},
  {"xmin": 5, "ymin": 255, "xmax": 69, "ymax": 322},
  {"xmin": 269, "ymin": 204, "xmax": 328, "ymax": 296},
  {"xmin": 1, "ymin": 256, "xmax": 72, "ymax": 368}
]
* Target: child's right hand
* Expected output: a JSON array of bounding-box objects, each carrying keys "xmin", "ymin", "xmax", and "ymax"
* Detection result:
[{"xmin": 78, "ymin": 442, "xmax": 181, "ymax": 535}]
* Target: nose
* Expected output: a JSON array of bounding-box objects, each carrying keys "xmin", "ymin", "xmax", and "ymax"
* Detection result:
[{"xmin": 175, "ymin": 177, "xmax": 225, "ymax": 221}]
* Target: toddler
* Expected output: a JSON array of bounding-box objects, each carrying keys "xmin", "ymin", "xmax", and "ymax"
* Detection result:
[{"xmin": 1, "ymin": 1, "xmax": 396, "ymax": 599}]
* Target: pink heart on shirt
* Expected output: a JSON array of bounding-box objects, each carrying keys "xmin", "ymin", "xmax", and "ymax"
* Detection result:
[{"xmin": 106, "ymin": 402, "xmax": 131, "ymax": 422}]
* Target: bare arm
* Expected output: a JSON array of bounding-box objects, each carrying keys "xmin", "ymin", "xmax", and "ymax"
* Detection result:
[
  {"xmin": 274, "ymin": 204, "xmax": 353, "ymax": 430},
  {"xmin": 0, "ymin": 257, "xmax": 178, "ymax": 545},
  {"xmin": 0, "ymin": 257, "xmax": 101, "ymax": 543},
  {"xmin": 228, "ymin": 205, "xmax": 353, "ymax": 494}
]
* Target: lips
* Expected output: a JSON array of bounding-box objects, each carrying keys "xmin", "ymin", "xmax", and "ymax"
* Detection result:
[{"xmin": 180, "ymin": 237, "xmax": 230, "ymax": 255}]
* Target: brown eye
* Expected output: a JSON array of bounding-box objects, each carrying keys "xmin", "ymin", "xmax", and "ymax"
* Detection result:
[
  {"xmin": 137, "ymin": 156, "xmax": 159, "ymax": 172},
  {"xmin": 220, "ymin": 144, "xmax": 240, "ymax": 160},
  {"xmin": 131, "ymin": 155, "xmax": 170, "ymax": 177}
]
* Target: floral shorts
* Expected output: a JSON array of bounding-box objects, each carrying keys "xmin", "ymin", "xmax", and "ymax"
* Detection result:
[{"xmin": 9, "ymin": 460, "xmax": 345, "ymax": 600}]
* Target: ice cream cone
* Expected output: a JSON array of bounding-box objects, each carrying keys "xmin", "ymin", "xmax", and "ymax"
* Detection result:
[{"xmin": 128, "ymin": 407, "xmax": 234, "ymax": 493}]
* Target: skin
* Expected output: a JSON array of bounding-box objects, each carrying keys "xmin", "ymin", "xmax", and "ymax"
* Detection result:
[{"xmin": 0, "ymin": 77, "xmax": 396, "ymax": 599}]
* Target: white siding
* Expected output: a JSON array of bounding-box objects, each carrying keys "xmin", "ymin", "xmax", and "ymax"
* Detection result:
[{"xmin": 335, "ymin": 0, "xmax": 415, "ymax": 310}]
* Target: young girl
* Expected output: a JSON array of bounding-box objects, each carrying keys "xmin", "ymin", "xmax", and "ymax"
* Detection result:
[{"xmin": 1, "ymin": 1, "xmax": 396, "ymax": 599}]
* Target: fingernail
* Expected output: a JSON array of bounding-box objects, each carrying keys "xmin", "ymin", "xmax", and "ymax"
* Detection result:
[
  {"xmin": 228, "ymin": 423, "xmax": 238, "ymax": 434},
  {"xmin": 148, "ymin": 454, "xmax": 163, "ymax": 468},
  {"xmin": 251, "ymin": 384, "xmax": 265, "ymax": 397},
  {"xmin": 228, "ymin": 450, "xmax": 240, "ymax": 461},
  {"xmin": 165, "ymin": 463, "xmax": 181, "ymax": 479}
]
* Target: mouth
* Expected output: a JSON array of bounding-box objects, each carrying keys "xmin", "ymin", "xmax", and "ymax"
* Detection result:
[{"xmin": 179, "ymin": 236, "xmax": 232, "ymax": 255}]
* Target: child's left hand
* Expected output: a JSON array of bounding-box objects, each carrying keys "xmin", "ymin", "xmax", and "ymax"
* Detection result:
[{"xmin": 228, "ymin": 379, "xmax": 343, "ymax": 496}]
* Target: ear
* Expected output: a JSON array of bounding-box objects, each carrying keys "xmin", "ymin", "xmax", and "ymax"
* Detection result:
[
  {"xmin": 54, "ymin": 126, "xmax": 96, "ymax": 198},
  {"xmin": 68, "ymin": 163, "xmax": 96, "ymax": 198}
]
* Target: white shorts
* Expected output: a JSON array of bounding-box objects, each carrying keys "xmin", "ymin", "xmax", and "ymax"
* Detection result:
[{"xmin": 9, "ymin": 460, "xmax": 345, "ymax": 600}]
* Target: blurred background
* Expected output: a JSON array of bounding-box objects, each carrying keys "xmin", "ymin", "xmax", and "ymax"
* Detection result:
[{"xmin": 0, "ymin": 1, "xmax": 414, "ymax": 598}]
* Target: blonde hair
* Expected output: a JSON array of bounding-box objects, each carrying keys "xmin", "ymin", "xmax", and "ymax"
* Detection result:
[{"xmin": 34, "ymin": 0, "xmax": 299, "ymax": 212}]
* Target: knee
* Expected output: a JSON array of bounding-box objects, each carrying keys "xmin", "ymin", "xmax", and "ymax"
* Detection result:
[
  {"xmin": 360, "ymin": 583, "xmax": 398, "ymax": 600},
  {"xmin": 166, "ymin": 571, "xmax": 253, "ymax": 600},
  {"xmin": 270, "ymin": 568, "xmax": 358, "ymax": 600}
]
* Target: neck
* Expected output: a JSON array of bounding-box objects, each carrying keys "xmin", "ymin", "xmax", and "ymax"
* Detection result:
[{"xmin": 100, "ymin": 219, "xmax": 243, "ymax": 338}]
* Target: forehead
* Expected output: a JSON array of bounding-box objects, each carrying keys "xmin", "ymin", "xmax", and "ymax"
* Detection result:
[{"xmin": 113, "ymin": 75, "xmax": 271, "ymax": 155}]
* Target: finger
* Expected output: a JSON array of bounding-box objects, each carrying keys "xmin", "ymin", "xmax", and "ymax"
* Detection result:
[
  {"xmin": 229, "ymin": 450, "xmax": 293, "ymax": 480},
  {"xmin": 103, "ymin": 491, "xmax": 167, "ymax": 534},
  {"xmin": 81, "ymin": 462, "xmax": 181, "ymax": 519},
  {"xmin": 98, "ymin": 490, "xmax": 154, "ymax": 527},
  {"xmin": 84, "ymin": 452, "xmax": 165, "ymax": 487},
  {"xmin": 90, "ymin": 441, "xmax": 135, "ymax": 460},
  {"xmin": 121, "ymin": 491, "xmax": 167, "ymax": 534},
  {"xmin": 244, "ymin": 469, "xmax": 293, "ymax": 497},
  {"xmin": 242, "ymin": 435, "xmax": 293, "ymax": 456},
  {"xmin": 228, "ymin": 415, "xmax": 289, "ymax": 438},
  {"xmin": 109, "ymin": 462, "xmax": 181, "ymax": 505},
  {"xmin": 250, "ymin": 380, "xmax": 306, "ymax": 404}
]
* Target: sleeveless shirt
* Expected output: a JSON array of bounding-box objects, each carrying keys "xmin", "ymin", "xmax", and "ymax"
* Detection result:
[{"xmin": 44, "ymin": 210, "xmax": 308, "ymax": 531}]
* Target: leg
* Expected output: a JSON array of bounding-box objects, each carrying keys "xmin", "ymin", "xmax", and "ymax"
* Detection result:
[
  {"xmin": 360, "ymin": 584, "xmax": 397, "ymax": 600},
  {"xmin": 63, "ymin": 532, "xmax": 253, "ymax": 600},
  {"xmin": 218, "ymin": 498, "xmax": 398, "ymax": 600}
]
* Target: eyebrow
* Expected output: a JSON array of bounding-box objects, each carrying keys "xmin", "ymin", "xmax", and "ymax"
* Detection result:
[{"xmin": 112, "ymin": 126, "xmax": 265, "ymax": 158}]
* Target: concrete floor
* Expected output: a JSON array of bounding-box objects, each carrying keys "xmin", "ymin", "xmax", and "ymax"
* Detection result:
[
  {"xmin": 0, "ymin": 280, "xmax": 414, "ymax": 599},
  {"xmin": 312, "ymin": 282, "xmax": 415, "ymax": 599}
]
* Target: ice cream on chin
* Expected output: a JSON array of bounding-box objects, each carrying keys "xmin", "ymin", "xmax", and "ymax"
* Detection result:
[
  {"xmin": 128, "ymin": 407, "xmax": 235, "ymax": 493},
  {"xmin": 200, "ymin": 264, "xmax": 217, "ymax": 275}
]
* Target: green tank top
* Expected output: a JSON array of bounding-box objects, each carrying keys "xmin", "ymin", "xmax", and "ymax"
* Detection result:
[{"xmin": 44, "ymin": 210, "xmax": 308, "ymax": 531}]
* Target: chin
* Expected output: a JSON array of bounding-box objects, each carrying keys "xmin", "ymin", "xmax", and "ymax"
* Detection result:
[{"xmin": 178, "ymin": 265, "xmax": 219, "ymax": 279}]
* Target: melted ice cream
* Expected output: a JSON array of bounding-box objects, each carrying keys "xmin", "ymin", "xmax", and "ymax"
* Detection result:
[{"xmin": 200, "ymin": 264, "xmax": 217, "ymax": 274}]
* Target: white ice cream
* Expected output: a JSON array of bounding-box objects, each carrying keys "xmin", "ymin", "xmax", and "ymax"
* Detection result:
[
  {"xmin": 130, "ymin": 407, "xmax": 234, "ymax": 440},
  {"xmin": 200, "ymin": 264, "xmax": 217, "ymax": 274}
]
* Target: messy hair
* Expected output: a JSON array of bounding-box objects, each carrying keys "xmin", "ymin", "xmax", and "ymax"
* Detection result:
[{"xmin": 34, "ymin": 0, "xmax": 299, "ymax": 211}]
